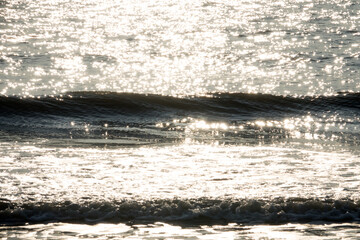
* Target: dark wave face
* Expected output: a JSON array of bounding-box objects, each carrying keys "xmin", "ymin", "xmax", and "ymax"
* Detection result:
[
  {"xmin": 1, "ymin": 92, "xmax": 360, "ymax": 146},
  {"xmin": 1, "ymin": 197, "xmax": 359, "ymax": 225},
  {"xmin": 1, "ymin": 92, "xmax": 360, "ymax": 119}
]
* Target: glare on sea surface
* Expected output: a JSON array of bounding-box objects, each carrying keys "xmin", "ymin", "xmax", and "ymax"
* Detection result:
[
  {"xmin": 1, "ymin": 0, "xmax": 359, "ymax": 96},
  {"xmin": 2, "ymin": 221, "xmax": 359, "ymax": 239},
  {"xmin": 1, "ymin": 0, "xmax": 360, "ymax": 239},
  {"xmin": 154, "ymin": 114, "xmax": 359, "ymax": 145},
  {"xmin": 2, "ymin": 134, "xmax": 359, "ymax": 202}
]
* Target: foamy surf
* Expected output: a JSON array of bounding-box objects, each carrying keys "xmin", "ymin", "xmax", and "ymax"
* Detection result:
[{"xmin": 1, "ymin": 198, "xmax": 359, "ymax": 225}]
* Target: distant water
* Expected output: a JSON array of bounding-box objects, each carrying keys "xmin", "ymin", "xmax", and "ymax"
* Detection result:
[
  {"xmin": 1, "ymin": 0, "xmax": 360, "ymax": 239},
  {"xmin": 1, "ymin": 0, "xmax": 360, "ymax": 96}
]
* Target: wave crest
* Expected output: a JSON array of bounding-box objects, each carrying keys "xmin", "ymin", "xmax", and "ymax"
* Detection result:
[{"xmin": 1, "ymin": 197, "xmax": 359, "ymax": 225}]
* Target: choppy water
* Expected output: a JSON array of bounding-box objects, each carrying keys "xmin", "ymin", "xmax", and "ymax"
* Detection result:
[{"xmin": 1, "ymin": 0, "xmax": 360, "ymax": 239}]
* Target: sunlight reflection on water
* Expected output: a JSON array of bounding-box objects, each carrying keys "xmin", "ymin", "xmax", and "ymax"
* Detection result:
[
  {"xmin": 1, "ymin": 0, "xmax": 360, "ymax": 238},
  {"xmin": 0, "ymin": 0, "xmax": 359, "ymax": 96},
  {"xmin": 1, "ymin": 221, "xmax": 360, "ymax": 239},
  {"xmin": 1, "ymin": 141, "xmax": 359, "ymax": 202}
]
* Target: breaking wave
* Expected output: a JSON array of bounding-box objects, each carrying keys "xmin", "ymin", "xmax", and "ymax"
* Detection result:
[{"xmin": 1, "ymin": 197, "xmax": 359, "ymax": 225}]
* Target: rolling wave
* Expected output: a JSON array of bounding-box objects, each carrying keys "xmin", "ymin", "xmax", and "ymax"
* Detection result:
[
  {"xmin": 1, "ymin": 91, "xmax": 359, "ymax": 119},
  {"xmin": 0, "ymin": 197, "xmax": 359, "ymax": 225},
  {"xmin": 1, "ymin": 92, "xmax": 359, "ymax": 145}
]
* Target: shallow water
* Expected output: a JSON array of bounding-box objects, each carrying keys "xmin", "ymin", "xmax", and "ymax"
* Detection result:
[
  {"xmin": 1, "ymin": 0, "xmax": 360, "ymax": 239},
  {"xmin": 2, "ymin": 222, "xmax": 360, "ymax": 239}
]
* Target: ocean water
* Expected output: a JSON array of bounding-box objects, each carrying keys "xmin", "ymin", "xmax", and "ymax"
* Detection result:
[{"xmin": 0, "ymin": 0, "xmax": 360, "ymax": 239}]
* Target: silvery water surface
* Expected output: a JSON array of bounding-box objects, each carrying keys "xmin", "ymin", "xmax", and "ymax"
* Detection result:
[{"xmin": 0, "ymin": 0, "xmax": 360, "ymax": 239}]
